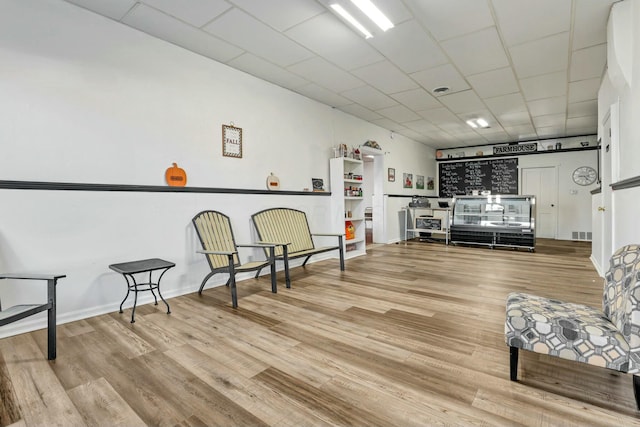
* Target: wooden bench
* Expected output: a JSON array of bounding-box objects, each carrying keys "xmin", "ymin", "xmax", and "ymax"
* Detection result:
[
  {"xmin": 506, "ymin": 244, "xmax": 640, "ymax": 409},
  {"xmin": 251, "ymin": 208, "xmax": 344, "ymax": 288},
  {"xmin": 0, "ymin": 273, "xmax": 65, "ymax": 360}
]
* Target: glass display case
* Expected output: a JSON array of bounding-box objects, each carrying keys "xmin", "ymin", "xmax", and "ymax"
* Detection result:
[{"xmin": 450, "ymin": 195, "xmax": 536, "ymax": 250}]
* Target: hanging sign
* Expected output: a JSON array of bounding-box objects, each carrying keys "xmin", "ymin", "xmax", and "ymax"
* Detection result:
[{"xmin": 222, "ymin": 124, "xmax": 242, "ymax": 158}]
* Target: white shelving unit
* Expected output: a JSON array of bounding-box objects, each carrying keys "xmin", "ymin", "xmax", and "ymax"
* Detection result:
[
  {"xmin": 330, "ymin": 157, "xmax": 366, "ymax": 259},
  {"xmin": 404, "ymin": 206, "xmax": 451, "ymax": 244}
]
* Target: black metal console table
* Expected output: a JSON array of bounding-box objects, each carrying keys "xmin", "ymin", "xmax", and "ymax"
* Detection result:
[{"xmin": 109, "ymin": 258, "xmax": 174, "ymax": 323}]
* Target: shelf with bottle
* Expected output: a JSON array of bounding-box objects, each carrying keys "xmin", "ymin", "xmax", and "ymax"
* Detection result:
[{"xmin": 330, "ymin": 156, "xmax": 366, "ymax": 259}]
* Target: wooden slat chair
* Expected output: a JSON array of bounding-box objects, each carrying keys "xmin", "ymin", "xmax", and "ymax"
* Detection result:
[
  {"xmin": 251, "ymin": 207, "xmax": 344, "ymax": 288},
  {"xmin": 192, "ymin": 210, "xmax": 276, "ymax": 308},
  {"xmin": 506, "ymin": 244, "xmax": 640, "ymax": 409},
  {"xmin": 0, "ymin": 273, "xmax": 65, "ymax": 360}
]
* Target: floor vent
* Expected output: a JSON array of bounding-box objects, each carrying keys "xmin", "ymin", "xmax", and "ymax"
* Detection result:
[{"xmin": 572, "ymin": 231, "xmax": 592, "ymax": 241}]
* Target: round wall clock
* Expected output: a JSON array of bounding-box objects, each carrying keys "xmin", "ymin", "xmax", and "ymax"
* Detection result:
[{"xmin": 572, "ymin": 166, "xmax": 597, "ymax": 186}]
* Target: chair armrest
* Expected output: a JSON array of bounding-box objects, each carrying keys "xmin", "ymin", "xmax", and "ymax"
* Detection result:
[
  {"xmin": 256, "ymin": 240, "xmax": 291, "ymax": 246},
  {"xmin": 196, "ymin": 250, "xmax": 237, "ymax": 255},
  {"xmin": 0, "ymin": 273, "xmax": 66, "ymax": 281},
  {"xmin": 311, "ymin": 233, "xmax": 345, "ymax": 237},
  {"xmin": 237, "ymin": 243, "xmax": 276, "ymax": 248}
]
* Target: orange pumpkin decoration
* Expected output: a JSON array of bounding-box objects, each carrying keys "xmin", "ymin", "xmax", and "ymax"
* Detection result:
[{"xmin": 165, "ymin": 163, "xmax": 187, "ymax": 187}]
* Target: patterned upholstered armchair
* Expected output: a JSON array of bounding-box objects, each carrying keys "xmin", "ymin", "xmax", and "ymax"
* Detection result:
[{"xmin": 505, "ymin": 244, "xmax": 640, "ymax": 409}]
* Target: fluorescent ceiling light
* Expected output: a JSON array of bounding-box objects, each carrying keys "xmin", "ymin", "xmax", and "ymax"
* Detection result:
[
  {"xmin": 351, "ymin": 0, "xmax": 394, "ymax": 31},
  {"xmin": 467, "ymin": 118, "xmax": 490, "ymax": 129},
  {"xmin": 331, "ymin": 4, "xmax": 373, "ymax": 39},
  {"xmin": 476, "ymin": 118, "xmax": 489, "ymax": 128}
]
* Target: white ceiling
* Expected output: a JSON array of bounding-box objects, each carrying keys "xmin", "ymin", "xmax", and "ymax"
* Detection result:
[{"xmin": 63, "ymin": 0, "xmax": 617, "ymax": 149}]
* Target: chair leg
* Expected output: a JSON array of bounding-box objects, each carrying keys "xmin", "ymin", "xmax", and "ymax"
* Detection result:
[
  {"xmin": 227, "ymin": 255, "xmax": 238, "ymax": 308},
  {"xmin": 198, "ymin": 272, "xmax": 216, "ymax": 294},
  {"xmin": 634, "ymin": 375, "xmax": 640, "ymax": 410},
  {"xmin": 337, "ymin": 235, "xmax": 345, "ymax": 271},
  {"xmin": 510, "ymin": 346, "xmax": 518, "ymax": 381},
  {"xmin": 282, "ymin": 246, "xmax": 291, "ymax": 288},
  {"xmin": 254, "ymin": 268, "xmax": 262, "ymax": 279},
  {"xmin": 46, "ymin": 278, "xmax": 57, "ymax": 360},
  {"xmin": 268, "ymin": 247, "xmax": 277, "ymax": 293},
  {"xmin": 301, "ymin": 256, "xmax": 312, "ymax": 267}
]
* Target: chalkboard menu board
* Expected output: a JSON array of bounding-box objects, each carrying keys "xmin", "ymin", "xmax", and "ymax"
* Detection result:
[{"xmin": 439, "ymin": 158, "xmax": 518, "ymax": 197}]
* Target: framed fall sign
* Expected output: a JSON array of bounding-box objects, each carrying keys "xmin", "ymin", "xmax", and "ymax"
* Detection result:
[{"xmin": 222, "ymin": 124, "xmax": 242, "ymax": 158}]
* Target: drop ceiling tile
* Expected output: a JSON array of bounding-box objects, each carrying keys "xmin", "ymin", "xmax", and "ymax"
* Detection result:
[
  {"xmin": 504, "ymin": 124, "xmax": 536, "ymax": 139},
  {"xmin": 370, "ymin": 118, "xmax": 407, "ymax": 132},
  {"xmin": 497, "ymin": 111, "xmax": 532, "ymax": 127},
  {"xmin": 567, "ymin": 100, "xmax": 597, "ymax": 118},
  {"xmin": 227, "ymin": 53, "xmax": 309, "ymax": 89},
  {"xmin": 122, "ymin": 4, "xmax": 243, "ymax": 62},
  {"xmin": 408, "ymin": 0, "xmax": 494, "ymax": 41},
  {"xmin": 568, "ymin": 78, "xmax": 600, "ymax": 103},
  {"xmin": 440, "ymin": 27, "xmax": 509, "ymax": 76},
  {"xmin": 352, "ymin": 60, "xmax": 419, "ymax": 94},
  {"xmin": 484, "ymin": 93, "xmax": 527, "ymax": 116},
  {"xmin": 573, "ymin": 0, "xmax": 617, "ymax": 50},
  {"xmin": 141, "ymin": 0, "xmax": 231, "ymax": 27},
  {"xmin": 533, "ymin": 113, "xmax": 566, "ymax": 128},
  {"xmin": 376, "ymin": 104, "xmax": 421, "ymax": 123},
  {"xmin": 520, "ymin": 71, "xmax": 567, "ymax": 101},
  {"xmin": 527, "ymin": 96, "xmax": 567, "ymax": 117},
  {"xmin": 418, "ymin": 107, "xmax": 459, "ymax": 126},
  {"xmin": 481, "ymin": 130, "xmax": 511, "ymax": 143},
  {"xmin": 398, "ymin": 129, "xmax": 430, "ymax": 143},
  {"xmin": 228, "ymin": 0, "xmax": 324, "ymax": 31},
  {"xmin": 438, "ymin": 90, "xmax": 485, "ymax": 114},
  {"xmin": 64, "ymin": 0, "xmax": 137, "ymax": 20},
  {"xmin": 337, "ymin": 104, "xmax": 383, "ymax": 121},
  {"xmin": 287, "ymin": 57, "xmax": 364, "ymax": 93},
  {"xmin": 391, "ymin": 88, "xmax": 441, "ymax": 111},
  {"xmin": 340, "ymin": 85, "xmax": 398, "ymax": 110},
  {"xmin": 467, "ymin": 67, "xmax": 519, "ymax": 99},
  {"xmin": 294, "ymin": 83, "xmax": 352, "ymax": 107},
  {"xmin": 410, "ymin": 64, "xmax": 470, "ymax": 95},
  {"xmin": 537, "ymin": 126, "xmax": 566, "ymax": 138},
  {"xmin": 570, "ymin": 44, "xmax": 607, "ymax": 82},
  {"xmin": 203, "ymin": 8, "xmax": 312, "ymax": 67},
  {"xmin": 566, "ymin": 115, "xmax": 597, "ymax": 130},
  {"xmin": 368, "ymin": 20, "xmax": 448, "ymax": 73},
  {"xmin": 403, "ymin": 119, "xmax": 440, "ymax": 133},
  {"xmin": 510, "ymin": 32, "xmax": 570, "ymax": 79},
  {"xmin": 285, "ymin": 13, "xmax": 383, "ymax": 70},
  {"xmin": 491, "ymin": 0, "xmax": 571, "ymax": 47}
]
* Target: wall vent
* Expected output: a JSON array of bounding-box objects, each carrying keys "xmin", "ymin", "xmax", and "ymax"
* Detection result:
[{"xmin": 572, "ymin": 231, "xmax": 592, "ymax": 241}]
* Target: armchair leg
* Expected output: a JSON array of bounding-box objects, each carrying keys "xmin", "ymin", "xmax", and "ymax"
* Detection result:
[
  {"xmin": 510, "ymin": 346, "xmax": 518, "ymax": 381},
  {"xmin": 634, "ymin": 375, "xmax": 640, "ymax": 410}
]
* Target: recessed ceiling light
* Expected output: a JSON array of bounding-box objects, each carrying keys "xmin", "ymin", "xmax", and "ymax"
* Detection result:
[
  {"xmin": 432, "ymin": 86, "xmax": 450, "ymax": 95},
  {"xmin": 466, "ymin": 120, "xmax": 478, "ymax": 128},
  {"xmin": 331, "ymin": 4, "xmax": 373, "ymax": 38},
  {"xmin": 350, "ymin": 0, "xmax": 394, "ymax": 32}
]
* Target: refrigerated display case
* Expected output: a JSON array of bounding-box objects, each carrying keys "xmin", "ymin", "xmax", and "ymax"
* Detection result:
[{"xmin": 450, "ymin": 195, "xmax": 536, "ymax": 251}]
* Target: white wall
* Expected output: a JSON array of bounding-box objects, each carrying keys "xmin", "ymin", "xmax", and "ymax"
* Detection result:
[
  {"xmin": 595, "ymin": 0, "xmax": 640, "ymax": 256},
  {"xmin": 0, "ymin": 0, "xmax": 434, "ymax": 337}
]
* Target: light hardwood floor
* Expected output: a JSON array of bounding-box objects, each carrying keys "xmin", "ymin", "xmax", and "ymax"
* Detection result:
[{"xmin": 2, "ymin": 239, "xmax": 640, "ymax": 426}]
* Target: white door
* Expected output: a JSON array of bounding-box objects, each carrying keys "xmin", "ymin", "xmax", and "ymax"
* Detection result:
[
  {"xmin": 522, "ymin": 166, "xmax": 558, "ymax": 239},
  {"xmin": 600, "ymin": 112, "xmax": 613, "ymax": 266}
]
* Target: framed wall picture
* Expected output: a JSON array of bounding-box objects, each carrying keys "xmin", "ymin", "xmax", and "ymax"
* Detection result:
[
  {"xmin": 403, "ymin": 173, "xmax": 413, "ymax": 188},
  {"xmin": 388, "ymin": 168, "xmax": 395, "ymax": 182},
  {"xmin": 222, "ymin": 124, "xmax": 242, "ymax": 158},
  {"xmin": 416, "ymin": 175, "xmax": 424, "ymax": 190}
]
